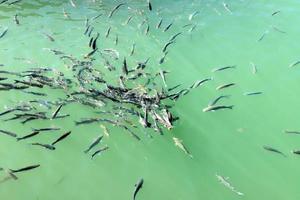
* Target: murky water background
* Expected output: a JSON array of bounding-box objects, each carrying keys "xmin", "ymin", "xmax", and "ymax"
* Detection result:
[{"xmin": 1, "ymin": 0, "xmax": 300, "ymax": 199}]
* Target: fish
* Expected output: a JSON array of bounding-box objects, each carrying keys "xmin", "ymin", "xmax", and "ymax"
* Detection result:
[
  {"xmin": 272, "ymin": 26, "xmax": 286, "ymax": 34},
  {"xmin": 144, "ymin": 24, "xmax": 150, "ymax": 35},
  {"xmin": 130, "ymin": 43, "xmax": 136, "ymax": 56},
  {"xmin": 250, "ymin": 62, "xmax": 257, "ymax": 74},
  {"xmin": 133, "ymin": 178, "xmax": 144, "ymax": 200},
  {"xmin": 292, "ymin": 150, "xmax": 300, "ymax": 155},
  {"xmin": 223, "ymin": 2, "xmax": 232, "ymax": 14},
  {"xmin": 92, "ymin": 33, "xmax": 99, "ymax": 50},
  {"xmin": 32, "ymin": 127, "xmax": 60, "ymax": 132},
  {"xmin": 188, "ymin": 24, "xmax": 197, "ymax": 33},
  {"xmin": 108, "ymin": 3, "xmax": 126, "ymax": 18},
  {"xmin": 90, "ymin": 13, "xmax": 102, "ymax": 21},
  {"xmin": 10, "ymin": 164, "xmax": 40, "ymax": 174},
  {"xmin": 91, "ymin": 146, "xmax": 109, "ymax": 159},
  {"xmin": 0, "ymin": 129, "xmax": 17, "ymax": 137},
  {"xmin": 84, "ymin": 135, "xmax": 103, "ymax": 153},
  {"xmin": 84, "ymin": 48, "xmax": 98, "ymax": 58},
  {"xmin": 0, "ymin": 27, "xmax": 8, "ymax": 39},
  {"xmin": 17, "ymin": 131, "xmax": 40, "ymax": 141},
  {"xmin": 189, "ymin": 11, "xmax": 199, "ymax": 21},
  {"xmin": 169, "ymin": 32, "xmax": 182, "ymax": 42},
  {"xmin": 156, "ymin": 18, "xmax": 163, "ymax": 29},
  {"xmin": 14, "ymin": 14, "xmax": 20, "ymax": 25},
  {"xmin": 216, "ymin": 83, "xmax": 235, "ymax": 90},
  {"xmin": 243, "ymin": 92, "xmax": 262, "ymax": 96},
  {"xmin": 115, "ymin": 34, "xmax": 118, "ymax": 45},
  {"xmin": 216, "ymin": 174, "xmax": 244, "ymax": 196},
  {"xmin": 51, "ymin": 131, "xmax": 71, "ymax": 146},
  {"xmin": 163, "ymin": 21, "xmax": 173, "ymax": 32},
  {"xmin": 51, "ymin": 104, "xmax": 63, "ymax": 119},
  {"xmin": 31, "ymin": 143, "xmax": 56, "ymax": 150},
  {"xmin": 84, "ymin": 25, "xmax": 90, "ymax": 35},
  {"xmin": 22, "ymin": 91, "xmax": 47, "ymax": 96},
  {"xmin": 263, "ymin": 145, "xmax": 286, "ymax": 157},
  {"xmin": 212, "ymin": 65, "xmax": 236, "ymax": 72},
  {"xmin": 100, "ymin": 125, "xmax": 109, "ymax": 137},
  {"xmin": 105, "ymin": 26, "xmax": 111, "ymax": 38},
  {"xmin": 89, "ymin": 37, "xmax": 94, "ymax": 47},
  {"xmin": 147, "ymin": 0, "xmax": 152, "ymax": 11},
  {"xmin": 272, "ymin": 10, "xmax": 280, "ymax": 16},
  {"xmin": 208, "ymin": 95, "xmax": 230, "ymax": 106},
  {"xmin": 258, "ymin": 30, "xmax": 268, "ymax": 42},
  {"xmin": 289, "ymin": 60, "xmax": 300, "ymax": 68},
  {"xmin": 159, "ymin": 51, "xmax": 168, "ymax": 65},
  {"xmin": 43, "ymin": 33, "xmax": 55, "ymax": 42},
  {"xmin": 162, "ymin": 40, "xmax": 175, "ymax": 53},
  {"xmin": 190, "ymin": 78, "xmax": 212, "ymax": 89},
  {"xmin": 122, "ymin": 57, "xmax": 128, "ymax": 75},
  {"xmin": 173, "ymin": 137, "xmax": 192, "ymax": 158},
  {"xmin": 203, "ymin": 105, "xmax": 234, "ymax": 112},
  {"xmin": 70, "ymin": 0, "xmax": 76, "ymax": 7},
  {"xmin": 284, "ymin": 130, "xmax": 300, "ymax": 134},
  {"xmin": 123, "ymin": 15, "xmax": 133, "ymax": 25}
]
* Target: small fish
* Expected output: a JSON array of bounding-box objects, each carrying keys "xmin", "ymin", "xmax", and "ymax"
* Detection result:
[
  {"xmin": 84, "ymin": 135, "xmax": 103, "ymax": 153},
  {"xmin": 84, "ymin": 48, "xmax": 98, "ymax": 58},
  {"xmin": 88, "ymin": 26, "xmax": 94, "ymax": 37},
  {"xmin": 108, "ymin": 3, "xmax": 126, "ymax": 18},
  {"xmin": 133, "ymin": 178, "xmax": 144, "ymax": 200},
  {"xmin": 144, "ymin": 24, "xmax": 150, "ymax": 35},
  {"xmin": 162, "ymin": 40, "xmax": 175, "ymax": 53},
  {"xmin": 156, "ymin": 18, "xmax": 163, "ymax": 29},
  {"xmin": 147, "ymin": 0, "xmax": 152, "ymax": 11},
  {"xmin": 122, "ymin": 57, "xmax": 128, "ymax": 75},
  {"xmin": 10, "ymin": 164, "xmax": 40, "ymax": 173},
  {"xmin": 0, "ymin": 27, "xmax": 8, "ymax": 39},
  {"xmin": 173, "ymin": 137, "xmax": 192, "ymax": 158},
  {"xmin": 188, "ymin": 24, "xmax": 197, "ymax": 33},
  {"xmin": 90, "ymin": 13, "xmax": 102, "ymax": 21},
  {"xmin": 14, "ymin": 14, "xmax": 20, "ymax": 25},
  {"xmin": 243, "ymin": 92, "xmax": 262, "ymax": 96},
  {"xmin": 123, "ymin": 15, "xmax": 133, "ymax": 25},
  {"xmin": 216, "ymin": 83, "xmax": 235, "ymax": 90},
  {"xmin": 208, "ymin": 95, "xmax": 230, "ymax": 106},
  {"xmin": 289, "ymin": 60, "xmax": 300, "ymax": 68},
  {"xmin": 223, "ymin": 2, "xmax": 232, "ymax": 14},
  {"xmin": 91, "ymin": 146, "xmax": 109, "ymax": 159},
  {"xmin": 89, "ymin": 37, "xmax": 94, "ymax": 47},
  {"xmin": 258, "ymin": 31, "xmax": 268, "ymax": 42},
  {"xmin": 250, "ymin": 62, "xmax": 257, "ymax": 74},
  {"xmin": 31, "ymin": 143, "xmax": 55, "ymax": 150},
  {"xmin": 100, "ymin": 125, "xmax": 109, "ymax": 137},
  {"xmin": 284, "ymin": 130, "xmax": 300, "ymax": 134},
  {"xmin": 115, "ymin": 34, "xmax": 118, "ymax": 45},
  {"xmin": 51, "ymin": 131, "xmax": 71, "ymax": 146},
  {"xmin": 43, "ymin": 33, "xmax": 55, "ymax": 42},
  {"xmin": 263, "ymin": 145, "xmax": 286, "ymax": 157},
  {"xmin": 0, "ymin": 129, "xmax": 17, "ymax": 137},
  {"xmin": 32, "ymin": 127, "xmax": 60, "ymax": 132},
  {"xmin": 203, "ymin": 105, "xmax": 234, "ymax": 112},
  {"xmin": 159, "ymin": 51, "xmax": 168, "ymax": 65},
  {"xmin": 70, "ymin": 0, "xmax": 76, "ymax": 7},
  {"xmin": 216, "ymin": 174, "xmax": 244, "ymax": 196},
  {"xmin": 17, "ymin": 131, "xmax": 40, "ymax": 141},
  {"xmin": 212, "ymin": 65, "xmax": 236, "ymax": 72},
  {"xmin": 163, "ymin": 21, "xmax": 173, "ymax": 32},
  {"xmin": 190, "ymin": 78, "xmax": 212, "ymax": 89},
  {"xmin": 105, "ymin": 26, "xmax": 111, "ymax": 38},
  {"xmin": 51, "ymin": 104, "xmax": 63, "ymax": 119},
  {"xmin": 130, "ymin": 43, "xmax": 136, "ymax": 56},
  {"xmin": 92, "ymin": 33, "xmax": 99, "ymax": 50},
  {"xmin": 169, "ymin": 32, "xmax": 182, "ymax": 42},
  {"xmin": 272, "ymin": 10, "xmax": 280, "ymax": 16},
  {"xmin": 272, "ymin": 26, "xmax": 286, "ymax": 34},
  {"xmin": 189, "ymin": 11, "xmax": 199, "ymax": 21}
]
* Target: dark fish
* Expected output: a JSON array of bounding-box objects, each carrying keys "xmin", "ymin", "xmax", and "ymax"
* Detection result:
[
  {"xmin": 212, "ymin": 65, "xmax": 236, "ymax": 72},
  {"xmin": 159, "ymin": 51, "xmax": 168, "ymax": 65},
  {"xmin": 263, "ymin": 145, "xmax": 286, "ymax": 157},
  {"xmin": 162, "ymin": 40, "xmax": 175, "ymax": 53},
  {"xmin": 84, "ymin": 25, "xmax": 90, "ymax": 35},
  {"xmin": 32, "ymin": 127, "xmax": 60, "ymax": 132},
  {"xmin": 203, "ymin": 105, "xmax": 234, "ymax": 112},
  {"xmin": 22, "ymin": 91, "xmax": 47, "ymax": 96},
  {"xmin": 156, "ymin": 18, "xmax": 163, "ymax": 29},
  {"xmin": 258, "ymin": 31, "xmax": 268, "ymax": 42},
  {"xmin": 122, "ymin": 57, "xmax": 128, "ymax": 75},
  {"xmin": 43, "ymin": 33, "xmax": 55, "ymax": 42},
  {"xmin": 91, "ymin": 146, "xmax": 109, "ymax": 159},
  {"xmin": 31, "ymin": 143, "xmax": 55, "ymax": 150},
  {"xmin": 168, "ymin": 84, "xmax": 181, "ymax": 92},
  {"xmin": 8, "ymin": 0, "xmax": 22, "ymax": 5},
  {"xmin": 144, "ymin": 24, "xmax": 150, "ymax": 35},
  {"xmin": 0, "ymin": 129, "xmax": 17, "ymax": 137},
  {"xmin": 272, "ymin": 10, "xmax": 280, "ymax": 16},
  {"xmin": 216, "ymin": 83, "xmax": 235, "ymax": 90},
  {"xmin": 115, "ymin": 34, "xmax": 118, "ymax": 45},
  {"xmin": 147, "ymin": 0, "xmax": 152, "ymax": 11},
  {"xmin": 14, "ymin": 14, "xmax": 20, "ymax": 25},
  {"xmin": 105, "ymin": 26, "xmax": 111, "ymax": 38},
  {"xmin": 190, "ymin": 78, "xmax": 212, "ymax": 89},
  {"xmin": 124, "ymin": 15, "xmax": 133, "ymax": 25},
  {"xmin": 243, "ymin": 92, "xmax": 262, "ymax": 96},
  {"xmin": 51, "ymin": 104, "xmax": 63, "ymax": 119},
  {"xmin": 89, "ymin": 37, "xmax": 94, "ymax": 47},
  {"xmin": 84, "ymin": 48, "xmax": 98, "ymax": 58},
  {"xmin": 169, "ymin": 32, "xmax": 182, "ymax": 42},
  {"xmin": 90, "ymin": 13, "xmax": 103, "ymax": 21},
  {"xmin": 163, "ymin": 21, "xmax": 173, "ymax": 32},
  {"xmin": 17, "ymin": 131, "xmax": 40, "ymax": 141},
  {"xmin": 10, "ymin": 164, "xmax": 40, "ymax": 173},
  {"xmin": 284, "ymin": 130, "xmax": 300, "ymax": 134},
  {"xmin": 108, "ymin": 3, "xmax": 125, "ymax": 18},
  {"xmin": 208, "ymin": 95, "xmax": 230, "ymax": 106},
  {"xmin": 84, "ymin": 135, "xmax": 103, "ymax": 153},
  {"xmin": 51, "ymin": 131, "xmax": 71, "ymax": 146},
  {"xmin": 289, "ymin": 60, "xmax": 300, "ymax": 68},
  {"xmin": 0, "ymin": 27, "xmax": 8, "ymax": 39},
  {"xmin": 92, "ymin": 33, "xmax": 99, "ymax": 50},
  {"xmin": 0, "ymin": 0, "xmax": 8, "ymax": 4},
  {"xmin": 133, "ymin": 178, "xmax": 144, "ymax": 200},
  {"xmin": 130, "ymin": 43, "xmax": 136, "ymax": 56}
]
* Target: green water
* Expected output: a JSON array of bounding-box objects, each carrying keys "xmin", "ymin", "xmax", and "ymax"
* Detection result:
[{"xmin": 1, "ymin": 0, "xmax": 300, "ymax": 199}]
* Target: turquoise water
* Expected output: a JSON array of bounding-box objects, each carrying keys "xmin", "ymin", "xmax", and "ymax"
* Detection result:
[{"xmin": 1, "ymin": 0, "xmax": 300, "ymax": 199}]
